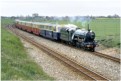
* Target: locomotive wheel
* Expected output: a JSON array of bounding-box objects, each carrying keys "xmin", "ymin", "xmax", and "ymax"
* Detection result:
[
  {"xmin": 91, "ymin": 48, "xmax": 95, "ymax": 52},
  {"xmin": 83, "ymin": 46, "xmax": 87, "ymax": 51}
]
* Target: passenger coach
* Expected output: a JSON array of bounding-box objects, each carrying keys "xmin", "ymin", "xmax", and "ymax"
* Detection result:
[{"xmin": 15, "ymin": 20, "xmax": 63, "ymax": 40}]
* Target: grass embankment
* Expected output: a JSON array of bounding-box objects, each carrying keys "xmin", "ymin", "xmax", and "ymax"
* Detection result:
[{"xmin": 1, "ymin": 18, "xmax": 54, "ymax": 80}]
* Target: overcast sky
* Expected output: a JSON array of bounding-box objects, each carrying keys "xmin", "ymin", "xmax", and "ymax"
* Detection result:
[{"xmin": 0, "ymin": 0, "xmax": 121, "ymax": 16}]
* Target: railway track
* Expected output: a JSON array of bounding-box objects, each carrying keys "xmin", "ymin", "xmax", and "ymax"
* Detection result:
[
  {"xmin": 8, "ymin": 26, "xmax": 110, "ymax": 80},
  {"xmin": 59, "ymin": 38, "xmax": 120, "ymax": 63},
  {"xmin": 9, "ymin": 25, "xmax": 120, "ymax": 63},
  {"xmin": 93, "ymin": 52, "xmax": 120, "ymax": 63},
  {"xmin": 68, "ymin": 45, "xmax": 120, "ymax": 63}
]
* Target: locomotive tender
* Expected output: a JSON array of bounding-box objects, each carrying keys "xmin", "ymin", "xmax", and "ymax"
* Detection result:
[{"xmin": 15, "ymin": 20, "xmax": 96, "ymax": 52}]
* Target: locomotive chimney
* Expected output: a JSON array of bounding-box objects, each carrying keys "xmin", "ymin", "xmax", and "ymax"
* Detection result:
[{"xmin": 88, "ymin": 23, "xmax": 90, "ymax": 31}]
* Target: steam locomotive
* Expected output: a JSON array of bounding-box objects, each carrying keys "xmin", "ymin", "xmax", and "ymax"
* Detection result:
[
  {"xmin": 15, "ymin": 20, "xmax": 97, "ymax": 52},
  {"xmin": 60, "ymin": 24, "xmax": 96, "ymax": 51}
]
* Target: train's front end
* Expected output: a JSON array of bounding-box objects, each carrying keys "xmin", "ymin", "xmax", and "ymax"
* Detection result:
[
  {"xmin": 72, "ymin": 28, "xmax": 97, "ymax": 52},
  {"xmin": 84, "ymin": 30, "xmax": 96, "ymax": 51}
]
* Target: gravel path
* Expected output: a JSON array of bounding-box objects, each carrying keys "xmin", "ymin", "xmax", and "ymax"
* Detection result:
[
  {"xmin": 17, "ymin": 29, "xmax": 120, "ymax": 80},
  {"xmin": 21, "ymin": 39, "xmax": 89, "ymax": 80}
]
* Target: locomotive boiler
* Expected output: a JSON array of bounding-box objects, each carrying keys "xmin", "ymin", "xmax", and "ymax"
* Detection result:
[{"xmin": 60, "ymin": 25, "xmax": 96, "ymax": 51}]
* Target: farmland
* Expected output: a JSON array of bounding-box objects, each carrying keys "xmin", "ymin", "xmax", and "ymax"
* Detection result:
[
  {"xmin": 55, "ymin": 18, "xmax": 120, "ymax": 47},
  {"xmin": 3, "ymin": 17, "xmax": 120, "ymax": 48},
  {"xmin": 44, "ymin": 18, "xmax": 120, "ymax": 48},
  {"xmin": 90, "ymin": 18, "xmax": 120, "ymax": 47},
  {"xmin": 1, "ymin": 18, "xmax": 54, "ymax": 80}
]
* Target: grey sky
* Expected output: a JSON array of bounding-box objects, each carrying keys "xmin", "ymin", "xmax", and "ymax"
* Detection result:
[{"xmin": 1, "ymin": 0, "xmax": 121, "ymax": 16}]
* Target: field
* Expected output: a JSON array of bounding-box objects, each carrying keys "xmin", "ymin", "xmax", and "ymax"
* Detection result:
[
  {"xmin": 90, "ymin": 18, "xmax": 120, "ymax": 47},
  {"xmin": 60, "ymin": 18, "xmax": 120, "ymax": 48},
  {"xmin": 23, "ymin": 17, "xmax": 120, "ymax": 47},
  {"xmin": 1, "ymin": 17, "xmax": 119, "ymax": 80},
  {"xmin": 1, "ymin": 18, "xmax": 54, "ymax": 80},
  {"xmin": 48, "ymin": 18, "xmax": 120, "ymax": 48}
]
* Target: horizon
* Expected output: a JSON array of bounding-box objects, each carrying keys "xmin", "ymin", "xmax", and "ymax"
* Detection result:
[
  {"xmin": 1, "ymin": 0, "xmax": 121, "ymax": 16},
  {"xmin": 1, "ymin": 15, "xmax": 120, "ymax": 17}
]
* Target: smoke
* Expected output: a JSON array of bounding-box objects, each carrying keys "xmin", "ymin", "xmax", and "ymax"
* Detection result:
[
  {"xmin": 69, "ymin": 16, "xmax": 92, "ymax": 28},
  {"xmin": 78, "ymin": 16, "xmax": 91, "ymax": 28}
]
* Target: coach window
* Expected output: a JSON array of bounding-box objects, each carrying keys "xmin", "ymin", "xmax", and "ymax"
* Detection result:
[
  {"xmin": 44, "ymin": 25, "xmax": 46, "ymax": 29},
  {"xmin": 33, "ymin": 24, "xmax": 35, "ymax": 28},
  {"xmin": 39, "ymin": 25, "xmax": 41, "ymax": 29},
  {"xmin": 48, "ymin": 26, "xmax": 50, "ymax": 30},
  {"xmin": 32, "ymin": 24, "xmax": 34, "ymax": 27},
  {"xmin": 42, "ymin": 25, "xmax": 43, "ymax": 29},
  {"xmin": 47, "ymin": 26, "xmax": 49, "ymax": 30},
  {"xmin": 46, "ymin": 26, "xmax": 48, "ymax": 30},
  {"xmin": 27, "ymin": 23, "xmax": 30, "ymax": 26},
  {"xmin": 25, "ymin": 23, "xmax": 26, "ymax": 26},
  {"xmin": 54, "ymin": 26, "xmax": 56, "ymax": 31},
  {"xmin": 46, "ymin": 26, "xmax": 48, "ymax": 29},
  {"xmin": 52, "ymin": 26, "xmax": 55, "ymax": 31},
  {"xmin": 37, "ymin": 25, "xmax": 39, "ymax": 28},
  {"xmin": 49, "ymin": 26, "xmax": 52, "ymax": 30},
  {"xmin": 42, "ymin": 25, "xmax": 44, "ymax": 29},
  {"xmin": 43, "ymin": 25, "xmax": 44, "ymax": 29},
  {"xmin": 45, "ymin": 26, "xmax": 47, "ymax": 30},
  {"xmin": 41, "ymin": 25, "xmax": 43, "ymax": 29},
  {"xmin": 36, "ymin": 25, "xmax": 38, "ymax": 28}
]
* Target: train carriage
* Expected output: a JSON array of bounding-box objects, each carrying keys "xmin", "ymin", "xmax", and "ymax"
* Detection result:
[
  {"xmin": 20, "ymin": 21, "xmax": 26, "ymax": 30},
  {"xmin": 25, "ymin": 22, "xmax": 33, "ymax": 33},
  {"xmin": 39, "ymin": 24, "xmax": 46, "ymax": 37},
  {"xmin": 15, "ymin": 20, "xmax": 19, "ymax": 28},
  {"xmin": 43, "ymin": 24, "xmax": 54, "ymax": 39},
  {"xmin": 53, "ymin": 31, "xmax": 60, "ymax": 40},
  {"xmin": 15, "ymin": 20, "xmax": 22, "ymax": 29},
  {"xmin": 52, "ymin": 25, "xmax": 62, "ymax": 40},
  {"xmin": 39, "ymin": 23, "xmax": 62, "ymax": 40},
  {"xmin": 15, "ymin": 20, "xmax": 97, "ymax": 52},
  {"xmin": 45, "ymin": 24, "xmax": 54, "ymax": 39},
  {"xmin": 18, "ymin": 21, "xmax": 23, "ymax": 29},
  {"xmin": 32, "ymin": 22, "xmax": 41, "ymax": 35}
]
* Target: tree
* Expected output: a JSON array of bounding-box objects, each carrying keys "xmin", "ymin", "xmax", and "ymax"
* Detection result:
[
  {"xmin": 113, "ymin": 14, "xmax": 120, "ymax": 18},
  {"xmin": 32, "ymin": 13, "xmax": 39, "ymax": 17},
  {"xmin": 11, "ymin": 16, "xmax": 16, "ymax": 19},
  {"xmin": 107, "ymin": 15, "xmax": 112, "ymax": 18}
]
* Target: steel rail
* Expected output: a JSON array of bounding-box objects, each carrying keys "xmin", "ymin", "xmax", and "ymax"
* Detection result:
[
  {"xmin": 60, "ymin": 42, "xmax": 120, "ymax": 63},
  {"xmin": 8, "ymin": 27, "xmax": 110, "ymax": 80},
  {"xmin": 94, "ymin": 52, "xmax": 120, "ymax": 63},
  {"xmin": 13, "ymin": 26, "xmax": 120, "ymax": 63}
]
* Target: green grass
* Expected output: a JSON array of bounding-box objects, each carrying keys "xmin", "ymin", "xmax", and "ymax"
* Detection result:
[
  {"xmin": 19, "ymin": 17, "xmax": 121, "ymax": 47},
  {"xmin": 55, "ymin": 18, "xmax": 120, "ymax": 47},
  {"xmin": 59, "ymin": 18, "xmax": 120, "ymax": 48},
  {"xmin": 1, "ymin": 18, "xmax": 54, "ymax": 80},
  {"xmin": 23, "ymin": 18, "xmax": 120, "ymax": 48},
  {"xmin": 89, "ymin": 18, "xmax": 120, "ymax": 47}
]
